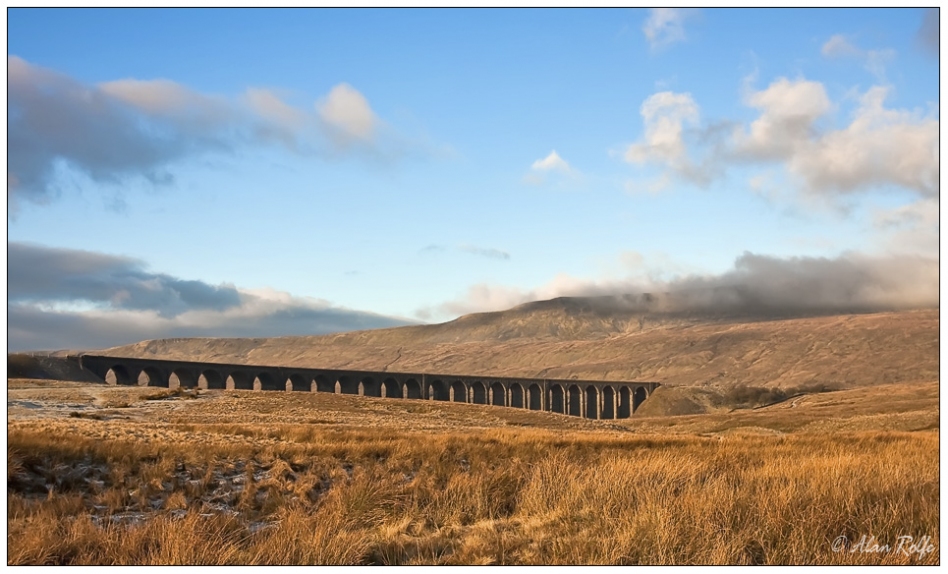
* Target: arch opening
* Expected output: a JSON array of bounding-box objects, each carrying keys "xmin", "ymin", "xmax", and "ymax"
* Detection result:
[
  {"xmin": 254, "ymin": 372, "xmax": 281, "ymax": 391},
  {"xmin": 382, "ymin": 378, "xmax": 400, "ymax": 398},
  {"xmin": 509, "ymin": 383, "xmax": 524, "ymax": 408},
  {"xmin": 171, "ymin": 369, "xmax": 197, "ymax": 390},
  {"xmin": 404, "ymin": 378, "xmax": 422, "ymax": 399},
  {"xmin": 567, "ymin": 385, "xmax": 582, "ymax": 417},
  {"xmin": 359, "ymin": 377, "xmax": 380, "ymax": 397},
  {"xmin": 227, "ymin": 372, "xmax": 254, "ymax": 390},
  {"xmin": 450, "ymin": 381, "xmax": 467, "ymax": 403},
  {"xmin": 337, "ymin": 376, "xmax": 359, "ymax": 395},
  {"xmin": 528, "ymin": 383, "xmax": 542, "ymax": 410},
  {"xmin": 633, "ymin": 386, "xmax": 648, "ymax": 413},
  {"xmin": 199, "ymin": 370, "xmax": 225, "ymax": 390},
  {"xmin": 585, "ymin": 386, "xmax": 599, "ymax": 419},
  {"xmin": 471, "ymin": 382, "xmax": 487, "ymax": 404},
  {"xmin": 618, "ymin": 387, "xmax": 631, "ymax": 418},
  {"xmin": 490, "ymin": 383, "xmax": 506, "ymax": 407},
  {"xmin": 602, "ymin": 386, "xmax": 616, "ymax": 419},
  {"xmin": 287, "ymin": 373, "xmax": 309, "ymax": 392},
  {"xmin": 429, "ymin": 380, "xmax": 449, "ymax": 401},
  {"xmin": 314, "ymin": 374, "xmax": 334, "ymax": 393},
  {"xmin": 550, "ymin": 384, "xmax": 565, "ymax": 414},
  {"xmin": 105, "ymin": 365, "xmax": 133, "ymax": 386},
  {"xmin": 137, "ymin": 367, "xmax": 165, "ymax": 387}
]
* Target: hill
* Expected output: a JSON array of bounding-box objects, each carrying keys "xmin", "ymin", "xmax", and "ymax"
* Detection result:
[
  {"xmin": 8, "ymin": 353, "xmax": 105, "ymax": 383},
  {"xmin": 95, "ymin": 296, "xmax": 938, "ymax": 393}
]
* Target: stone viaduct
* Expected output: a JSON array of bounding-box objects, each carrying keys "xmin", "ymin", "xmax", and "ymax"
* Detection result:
[{"xmin": 74, "ymin": 354, "xmax": 660, "ymax": 420}]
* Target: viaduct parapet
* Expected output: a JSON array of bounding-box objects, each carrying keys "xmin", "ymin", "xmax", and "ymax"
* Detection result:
[{"xmin": 74, "ymin": 354, "xmax": 660, "ymax": 420}]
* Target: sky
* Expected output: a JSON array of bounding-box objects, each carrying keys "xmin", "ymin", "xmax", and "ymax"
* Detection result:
[{"xmin": 6, "ymin": 7, "xmax": 941, "ymax": 351}]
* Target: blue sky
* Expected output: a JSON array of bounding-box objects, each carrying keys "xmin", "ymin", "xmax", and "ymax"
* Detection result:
[{"xmin": 7, "ymin": 8, "xmax": 940, "ymax": 350}]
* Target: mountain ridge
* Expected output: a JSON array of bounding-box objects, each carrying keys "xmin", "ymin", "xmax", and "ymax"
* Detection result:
[{"xmin": 91, "ymin": 296, "xmax": 938, "ymax": 392}]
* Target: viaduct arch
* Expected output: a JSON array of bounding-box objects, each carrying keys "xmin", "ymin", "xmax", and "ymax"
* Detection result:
[{"xmin": 77, "ymin": 355, "xmax": 659, "ymax": 420}]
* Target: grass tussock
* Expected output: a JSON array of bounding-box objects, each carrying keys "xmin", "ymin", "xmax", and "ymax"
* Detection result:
[
  {"xmin": 725, "ymin": 382, "xmax": 841, "ymax": 408},
  {"xmin": 8, "ymin": 423, "xmax": 938, "ymax": 565}
]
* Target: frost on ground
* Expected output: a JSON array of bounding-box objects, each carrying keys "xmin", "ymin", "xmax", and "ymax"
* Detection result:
[{"xmin": 7, "ymin": 378, "xmax": 939, "ymax": 565}]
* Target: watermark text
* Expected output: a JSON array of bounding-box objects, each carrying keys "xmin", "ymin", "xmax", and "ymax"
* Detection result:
[{"xmin": 832, "ymin": 534, "xmax": 936, "ymax": 560}]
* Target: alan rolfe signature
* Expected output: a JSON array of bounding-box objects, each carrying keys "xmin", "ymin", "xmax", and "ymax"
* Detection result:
[{"xmin": 832, "ymin": 534, "xmax": 936, "ymax": 560}]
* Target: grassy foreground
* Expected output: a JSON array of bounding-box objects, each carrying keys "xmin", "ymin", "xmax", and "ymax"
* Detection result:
[{"xmin": 7, "ymin": 382, "xmax": 939, "ymax": 565}]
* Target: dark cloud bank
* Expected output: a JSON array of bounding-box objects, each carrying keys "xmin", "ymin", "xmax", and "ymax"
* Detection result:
[
  {"xmin": 8, "ymin": 242, "xmax": 411, "ymax": 352},
  {"xmin": 615, "ymin": 252, "xmax": 937, "ymax": 316},
  {"xmin": 427, "ymin": 251, "xmax": 938, "ymax": 319},
  {"xmin": 8, "ymin": 56, "xmax": 238, "ymax": 205},
  {"xmin": 7, "ymin": 56, "xmax": 411, "ymax": 212},
  {"xmin": 9, "ymin": 242, "xmax": 241, "ymax": 317}
]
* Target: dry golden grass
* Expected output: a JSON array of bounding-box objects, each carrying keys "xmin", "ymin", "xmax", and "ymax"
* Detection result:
[
  {"xmin": 630, "ymin": 380, "xmax": 939, "ymax": 434},
  {"xmin": 7, "ymin": 379, "xmax": 939, "ymax": 565}
]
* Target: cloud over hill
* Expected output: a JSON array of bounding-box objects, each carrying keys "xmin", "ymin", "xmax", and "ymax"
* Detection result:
[{"xmin": 420, "ymin": 251, "xmax": 937, "ymax": 319}]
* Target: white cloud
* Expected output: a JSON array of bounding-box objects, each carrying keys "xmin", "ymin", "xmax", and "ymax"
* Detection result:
[
  {"xmin": 871, "ymin": 197, "xmax": 938, "ymax": 258},
  {"xmin": 99, "ymin": 78, "xmax": 227, "ymax": 121},
  {"xmin": 531, "ymin": 150, "xmax": 572, "ymax": 172},
  {"xmin": 642, "ymin": 8, "xmax": 692, "ymax": 51},
  {"xmin": 821, "ymin": 34, "xmax": 861, "ymax": 58},
  {"xmin": 734, "ymin": 78, "xmax": 831, "ymax": 160},
  {"xmin": 243, "ymin": 87, "xmax": 310, "ymax": 148},
  {"xmin": 433, "ymin": 283, "xmax": 531, "ymax": 318},
  {"xmin": 787, "ymin": 86, "xmax": 938, "ymax": 197},
  {"xmin": 623, "ymin": 91, "xmax": 715, "ymax": 186},
  {"xmin": 316, "ymin": 83, "xmax": 378, "ymax": 142},
  {"xmin": 626, "ymin": 76, "xmax": 938, "ymax": 199},
  {"xmin": 626, "ymin": 91, "xmax": 699, "ymax": 164},
  {"xmin": 244, "ymin": 87, "xmax": 307, "ymax": 130},
  {"xmin": 524, "ymin": 150, "xmax": 578, "ymax": 185},
  {"xmin": 819, "ymin": 35, "xmax": 897, "ymax": 83}
]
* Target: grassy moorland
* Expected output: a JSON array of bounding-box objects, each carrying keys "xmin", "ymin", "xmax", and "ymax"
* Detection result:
[
  {"xmin": 8, "ymin": 380, "xmax": 938, "ymax": 565},
  {"xmin": 98, "ymin": 305, "xmax": 939, "ymax": 392}
]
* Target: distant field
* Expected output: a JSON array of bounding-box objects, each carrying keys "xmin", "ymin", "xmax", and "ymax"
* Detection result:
[{"xmin": 8, "ymin": 379, "xmax": 939, "ymax": 565}]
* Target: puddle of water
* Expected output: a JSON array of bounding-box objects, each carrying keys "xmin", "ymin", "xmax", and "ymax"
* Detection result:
[
  {"xmin": 8, "ymin": 401, "xmax": 43, "ymax": 409},
  {"xmin": 91, "ymin": 512, "xmax": 149, "ymax": 527}
]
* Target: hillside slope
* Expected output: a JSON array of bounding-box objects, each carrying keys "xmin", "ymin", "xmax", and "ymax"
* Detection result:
[
  {"xmin": 8, "ymin": 354, "xmax": 105, "ymax": 382},
  {"xmin": 97, "ymin": 297, "xmax": 938, "ymax": 391}
]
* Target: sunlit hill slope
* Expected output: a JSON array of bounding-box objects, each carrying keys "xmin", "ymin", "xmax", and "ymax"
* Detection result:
[{"xmin": 96, "ymin": 296, "xmax": 938, "ymax": 396}]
